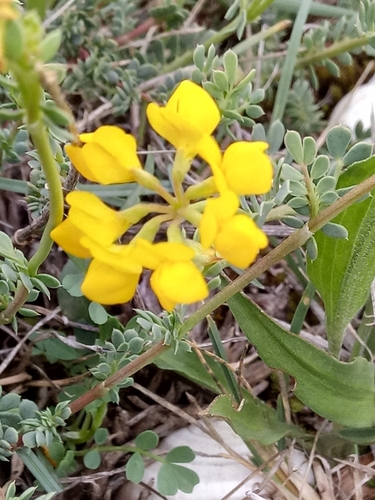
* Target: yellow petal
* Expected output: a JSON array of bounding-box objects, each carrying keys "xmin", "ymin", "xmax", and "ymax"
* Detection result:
[
  {"xmin": 221, "ymin": 142, "xmax": 273, "ymax": 195},
  {"xmin": 146, "ymin": 103, "xmax": 202, "ymax": 157},
  {"xmin": 146, "ymin": 81, "xmax": 221, "ymax": 161},
  {"xmin": 81, "ymin": 239, "xmax": 142, "ymax": 274},
  {"xmin": 65, "ymin": 144, "xmax": 98, "ymax": 182},
  {"xmin": 212, "ymin": 191, "xmax": 239, "ymax": 222},
  {"xmin": 67, "ymin": 126, "xmax": 141, "ymax": 185},
  {"xmin": 132, "ymin": 239, "xmax": 194, "ymax": 270},
  {"xmin": 66, "ymin": 191, "xmax": 129, "ymax": 245},
  {"xmin": 199, "ymin": 191, "xmax": 239, "ymax": 248},
  {"xmin": 150, "ymin": 261, "xmax": 208, "ymax": 311},
  {"xmin": 166, "ymin": 81, "xmax": 220, "ymax": 135},
  {"xmin": 50, "ymin": 218, "xmax": 92, "ymax": 258},
  {"xmin": 89, "ymin": 126, "xmax": 141, "ymax": 172},
  {"xmin": 82, "ymin": 259, "xmax": 140, "ymax": 305},
  {"xmin": 150, "ymin": 266, "xmax": 176, "ymax": 311},
  {"xmin": 215, "ymin": 214, "xmax": 268, "ymax": 268},
  {"xmin": 195, "ymin": 134, "xmax": 222, "ymax": 171},
  {"xmin": 81, "ymin": 143, "xmax": 135, "ymax": 184},
  {"xmin": 151, "ymin": 242, "xmax": 195, "ymax": 262}
]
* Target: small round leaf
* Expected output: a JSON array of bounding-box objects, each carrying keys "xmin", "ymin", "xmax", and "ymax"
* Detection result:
[
  {"xmin": 83, "ymin": 449, "xmax": 101, "ymax": 470},
  {"xmin": 125, "ymin": 452, "xmax": 144, "ymax": 483},
  {"xmin": 135, "ymin": 430, "xmax": 159, "ymax": 450}
]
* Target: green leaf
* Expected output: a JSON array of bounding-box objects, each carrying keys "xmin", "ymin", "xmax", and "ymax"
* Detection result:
[
  {"xmin": 157, "ymin": 463, "xmax": 199, "ymax": 495},
  {"xmin": 326, "ymin": 125, "xmax": 351, "ymax": 158},
  {"xmin": 135, "ymin": 430, "xmax": 158, "ymax": 450},
  {"xmin": 165, "ymin": 446, "xmax": 195, "ymax": 463},
  {"xmin": 41, "ymin": 29, "xmax": 62, "ymax": 62},
  {"xmin": 88, "ymin": 302, "xmax": 108, "ymax": 325},
  {"xmin": 94, "ymin": 428, "xmax": 108, "ymax": 445},
  {"xmin": 302, "ymin": 136, "xmax": 316, "ymax": 165},
  {"xmin": 310, "ymin": 155, "xmax": 329, "ymax": 179},
  {"xmin": 83, "ymin": 449, "xmax": 101, "ymax": 470},
  {"xmin": 228, "ymin": 293, "xmax": 375, "ymax": 427},
  {"xmin": 35, "ymin": 274, "xmax": 60, "ymax": 288},
  {"xmin": 204, "ymin": 393, "xmax": 302, "ymax": 445},
  {"xmin": 4, "ymin": 20, "xmax": 24, "ymax": 61},
  {"xmin": 125, "ymin": 452, "xmax": 144, "ymax": 484},
  {"xmin": 338, "ymin": 427, "xmax": 375, "ymax": 445},
  {"xmin": 285, "ymin": 130, "xmax": 304, "ymax": 165},
  {"xmin": 155, "ymin": 347, "xmax": 224, "ymax": 393},
  {"xmin": 223, "ymin": 50, "xmax": 238, "ymax": 87},
  {"xmin": 16, "ymin": 447, "xmax": 63, "ymax": 493},
  {"xmin": 308, "ymin": 156, "xmax": 375, "ymax": 353},
  {"xmin": 62, "ymin": 274, "xmax": 84, "ymax": 297},
  {"xmin": 34, "ymin": 338, "xmax": 81, "ymax": 362},
  {"xmin": 343, "ymin": 142, "xmax": 372, "ymax": 166},
  {"xmin": 321, "ymin": 222, "xmax": 348, "ymax": 239}
]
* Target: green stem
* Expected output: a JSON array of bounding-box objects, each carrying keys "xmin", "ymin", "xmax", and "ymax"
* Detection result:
[
  {"xmin": 271, "ymin": 0, "xmax": 313, "ymax": 124},
  {"xmin": 301, "ymin": 163, "xmax": 319, "ymax": 218},
  {"xmin": 27, "ymin": 121, "xmax": 64, "ymax": 275},
  {"xmin": 273, "ymin": 0, "xmax": 355, "ymax": 17},
  {"xmin": 10, "ymin": 64, "xmax": 64, "ymax": 276},
  {"xmin": 75, "ymin": 445, "xmax": 165, "ymax": 463},
  {"xmin": 296, "ymin": 34, "xmax": 374, "ymax": 69}
]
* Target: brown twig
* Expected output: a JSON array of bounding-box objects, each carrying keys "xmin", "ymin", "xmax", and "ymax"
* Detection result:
[{"xmin": 68, "ymin": 340, "xmax": 168, "ymax": 414}]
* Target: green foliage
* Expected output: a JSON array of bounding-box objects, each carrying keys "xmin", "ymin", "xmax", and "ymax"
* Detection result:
[
  {"xmin": 205, "ymin": 393, "xmax": 302, "ymax": 445},
  {"xmin": 193, "ymin": 45, "xmax": 265, "ymax": 134},
  {"xmin": 308, "ymin": 156, "xmax": 375, "ymax": 354},
  {"xmin": 0, "ymin": 231, "xmax": 61, "ymax": 327},
  {"xmin": 5, "ymin": 480, "xmax": 56, "ymax": 500},
  {"xmin": 228, "ymin": 293, "xmax": 375, "ymax": 427},
  {"xmin": 3, "ymin": 1, "xmax": 375, "ymax": 497},
  {"xmin": 157, "ymin": 463, "xmax": 199, "ymax": 496},
  {"xmin": 21, "ymin": 402, "xmax": 71, "ymax": 448},
  {"xmin": 284, "ymin": 80, "xmax": 325, "ymax": 135}
]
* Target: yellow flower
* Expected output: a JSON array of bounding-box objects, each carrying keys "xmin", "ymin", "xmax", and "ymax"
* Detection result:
[
  {"xmin": 65, "ymin": 126, "xmax": 142, "ymax": 184},
  {"xmin": 219, "ymin": 142, "xmax": 273, "ymax": 195},
  {"xmin": 50, "ymin": 218, "xmax": 91, "ymax": 259},
  {"xmin": 146, "ymin": 80, "xmax": 222, "ymax": 166},
  {"xmin": 50, "ymin": 191, "xmax": 132, "ymax": 257},
  {"xmin": 134, "ymin": 239, "xmax": 208, "ymax": 311},
  {"xmin": 80, "ymin": 240, "xmax": 142, "ymax": 305},
  {"xmin": 82, "ymin": 259, "xmax": 140, "ymax": 305},
  {"xmin": 200, "ymin": 191, "xmax": 268, "ymax": 268}
]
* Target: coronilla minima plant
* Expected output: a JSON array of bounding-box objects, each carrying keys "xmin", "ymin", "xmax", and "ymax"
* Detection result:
[
  {"xmin": 51, "ymin": 80, "xmax": 273, "ymax": 310},
  {"xmin": 3, "ymin": 1, "xmax": 375, "ymax": 499}
]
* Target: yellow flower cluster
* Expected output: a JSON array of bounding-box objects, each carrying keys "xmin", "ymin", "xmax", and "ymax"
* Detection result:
[{"xmin": 51, "ymin": 80, "xmax": 273, "ymax": 310}]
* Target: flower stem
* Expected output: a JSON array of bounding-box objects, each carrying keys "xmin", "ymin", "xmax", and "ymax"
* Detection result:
[{"xmin": 27, "ymin": 121, "xmax": 64, "ymax": 275}]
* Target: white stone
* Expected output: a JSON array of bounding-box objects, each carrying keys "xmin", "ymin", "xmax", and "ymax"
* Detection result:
[
  {"xmin": 329, "ymin": 77, "xmax": 375, "ymax": 135},
  {"xmin": 120, "ymin": 420, "xmax": 314, "ymax": 500}
]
